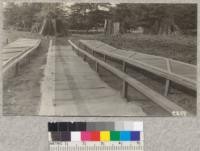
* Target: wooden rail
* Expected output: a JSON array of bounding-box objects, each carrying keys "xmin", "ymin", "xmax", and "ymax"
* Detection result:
[
  {"xmin": 3, "ymin": 39, "xmax": 41, "ymax": 76},
  {"xmin": 68, "ymin": 40, "xmax": 188, "ymax": 116},
  {"xmin": 79, "ymin": 40, "xmax": 196, "ymax": 95}
]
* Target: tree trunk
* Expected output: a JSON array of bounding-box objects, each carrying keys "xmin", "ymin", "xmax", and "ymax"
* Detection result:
[
  {"xmin": 146, "ymin": 16, "xmax": 181, "ymax": 35},
  {"xmin": 158, "ymin": 16, "xmax": 180, "ymax": 35}
]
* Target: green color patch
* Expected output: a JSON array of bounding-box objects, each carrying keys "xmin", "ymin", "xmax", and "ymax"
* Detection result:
[{"xmin": 110, "ymin": 131, "xmax": 120, "ymax": 141}]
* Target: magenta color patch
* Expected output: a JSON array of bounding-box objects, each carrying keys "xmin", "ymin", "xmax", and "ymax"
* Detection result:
[{"xmin": 81, "ymin": 131, "xmax": 91, "ymax": 141}]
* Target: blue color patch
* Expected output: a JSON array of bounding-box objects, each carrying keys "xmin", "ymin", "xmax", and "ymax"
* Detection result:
[
  {"xmin": 120, "ymin": 131, "xmax": 131, "ymax": 141},
  {"xmin": 131, "ymin": 131, "xmax": 140, "ymax": 141}
]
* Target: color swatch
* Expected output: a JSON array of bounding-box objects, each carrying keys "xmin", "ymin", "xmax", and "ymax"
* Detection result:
[{"xmin": 48, "ymin": 122, "xmax": 143, "ymax": 142}]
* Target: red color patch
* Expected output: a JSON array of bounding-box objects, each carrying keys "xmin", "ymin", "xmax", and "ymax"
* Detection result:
[{"xmin": 90, "ymin": 131, "xmax": 100, "ymax": 141}]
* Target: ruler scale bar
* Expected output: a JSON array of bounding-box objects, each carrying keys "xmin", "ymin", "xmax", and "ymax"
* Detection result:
[{"xmin": 48, "ymin": 122, "xmax": 144, "ymax": 151}]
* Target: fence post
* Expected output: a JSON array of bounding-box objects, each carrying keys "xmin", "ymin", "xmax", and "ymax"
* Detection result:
[
  {"xmin": 15, "ymin": 63, "xmax": 19, "ymax": 76},
  {"xmin": 122, "ymin": 61, "xmax": 128, "ymax": 98},
  {"xmin": 164, "ymin": 80, "xmax": 170, "ymax": 96},
  {"xmin": 104, "ymin": 54, "xmax": 107, "ymax": 62},
  {"xmin": 83, "ymin": 55, "xmax": 86, "ymax": 61},
  {"xmin": 164, "ymin": 59, "xmax": 171, "ymax": 96},
  {"xmin": 6, "ymin": 38, "xmax": 8, "ymax": 44},
  {"xmin": 95, "ymin": 62, "xmax": 99, "ymax": 72}
]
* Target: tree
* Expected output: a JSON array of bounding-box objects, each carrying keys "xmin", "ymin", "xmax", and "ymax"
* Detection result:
[
  {"xmin": 68, "ymin": 3, "xmax": 111, "ymax": 31},
  {"xmin": 112, "ymin": 4, "xmax": 197, "ymax": 35},
  {"xmin": 3, "ymin": 3, "xmax": 43, "ymax": 30},
  {"xmin": 39, "ymin": 3, "xmax": 68, "ymax": 36},
  {"xmin": 4, "ymin": 2, "xmax": 68, "ymax": 35}
]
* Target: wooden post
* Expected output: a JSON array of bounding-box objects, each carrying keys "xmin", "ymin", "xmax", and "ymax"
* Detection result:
[
  {"xmin": 6, "ymin": 38, "xmax": 8, "ymax": 44},
  {"xmin": 164, "ymin": 79, "xmax": 170, "ymax": 96},
  {"xmin": 122, "ymin": 81, "xmax": 128, "ymax": 98},
  {"xmin": 15, "ymin": 63, "xmax": 19, "ymax": 75},
  {"xmin": 104, "ymin": 54, "xmax": 107, "ymax": 62},
  {"xmin": 95, "ymin": 62, "xmax": 99, "ymax": 72},
  {"xmin": 28, "ymin": 54, "xmax": 31, "ymax": 63},
  {"xmin": 122, "ymin": 61, "xmax": 126, "ymax": 72},
  {"xmin": 83, "ymin": 55, "xmax": 86, "ymax": 61},
  {"xmin": 92, "ymin": 50, "xmax": 94, "ymax": 56},
  {"xmin": 122, "ymin": 61, "xmax": 128, "ymax": 98},
  {"xmin": 164, "ymin": 59, "xmax": 171, "ymax": 96}
]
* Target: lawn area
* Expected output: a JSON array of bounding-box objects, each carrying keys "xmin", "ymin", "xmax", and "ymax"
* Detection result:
[{"xmin": 71, "ymin": 33, "xmax": 197, "ymax": 65}]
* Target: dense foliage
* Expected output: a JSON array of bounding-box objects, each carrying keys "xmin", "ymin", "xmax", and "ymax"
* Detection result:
[
  {"xmin": 3, "ymin": 3, "xmax": 197, "ymax": 35},
  {"xmin": 112, "ymin": 4, "xmax": 197, "ymax": 34}
]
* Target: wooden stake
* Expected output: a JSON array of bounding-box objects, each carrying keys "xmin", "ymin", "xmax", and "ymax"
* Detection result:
[
  {"xmin": 95, "ymin": 62, "xmax": 99, "ymax": 72},
  {"xmin": 164, "ymin": 79, "xmax": 170, "ymax": 96},
  {"xmin": 15, "ymin": 63, "xmax": 19, "ymax": 75},
  {"xmin": 122, "ymin": 61, "xmax": 126, "ymax": 72},
  {"xmin": 122, "ymin": 81, "xmax": 128, "ymax": 98},
  {"xmin": 164, "ymin": 59, "xmax": 171, "ymax": 96},
  {"xmin": 83, "ymin": 55, "xmax": 86, "ymax": 61},
  {"xmin": 122, "ymin": 61, "xmax": 128, "ymax": 98},
  {"xmin": 104, "ymin": 55, "xmax": 107, "ymax": 62}
]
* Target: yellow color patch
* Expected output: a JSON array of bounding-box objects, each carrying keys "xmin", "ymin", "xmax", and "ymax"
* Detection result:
[{"xmin": 100, "ymin": 131, "xmax": 110, "ymax": 141}]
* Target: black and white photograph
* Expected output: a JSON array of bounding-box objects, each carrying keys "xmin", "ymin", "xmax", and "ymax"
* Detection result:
[{"xmin": 2, "ymin": 2, "xmax": 197, "ymax": 116}]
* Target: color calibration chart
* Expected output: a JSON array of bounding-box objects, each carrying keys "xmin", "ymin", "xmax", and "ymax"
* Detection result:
[{"xmin": 48, "ymin": 121, "xmax": 144, "ymax": 151}]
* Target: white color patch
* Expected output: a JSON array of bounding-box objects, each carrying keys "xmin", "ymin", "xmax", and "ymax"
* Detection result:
[{"xmin": 71, "ymin": 132, "xmax": 81, "ymax": 141}]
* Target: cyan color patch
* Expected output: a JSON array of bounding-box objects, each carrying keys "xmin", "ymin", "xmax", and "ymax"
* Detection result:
[{"xmin": 120, "ymin": 131, "xmax": 131, "ymax": 141}]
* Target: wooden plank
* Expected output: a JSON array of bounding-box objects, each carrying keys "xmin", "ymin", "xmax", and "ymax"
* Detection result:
[
  {"xmin": 79, "ymin": 40, "xmax": 196, "ymax": 91},
  {"xmin": 69, "ymin": 40, "xmax": 188, "ymax": 115},
  {"xmin": 3, "ymin": 52, "xmax": 21, "ymax": 60},
  {"xmin": 170, "ymin": 59, "xmax": 196, "ymax": 75},
  {"xmin": 80, "ymin": 40, "xmax": 117, "ymax": 52},
  {"xmin": 3, "ymin": 39, "xmax": 41, "ymax": 74},
  {"xmin": 126, "ymin": 58, "xmax": 196, "ymax": 90},
  {"xmin": 113, "ymin": 49, "xmax": 134, "ymax": 58},
  {"xmin": 5, "ymin": 39, "xmax": 39, "ymax": 48},
  {"xmin": 3, "ymin": 48, "xmax": 26, "ymax": 53},
  {"xmin": 136, "ymin": 58, "xmax": 168, "ymax": 70}
]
